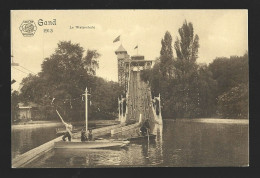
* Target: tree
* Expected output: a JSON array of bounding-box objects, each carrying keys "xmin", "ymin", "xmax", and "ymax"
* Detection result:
[
  {"xmin": 173, "ymin": 20, "xmax": 200, "ymax": 118},
  {"xmin": 90, "ymin": 77, "xmax": 124, "ymax": 119},
  {"xmin": 209, "ymin": 52, "xmax": 249, "ymax": 118},
  {"xmin": 174, "ymin": 20, "xmax": 199, "ymax": 63},
  {"xmin": 160, "ymin": 31, "xmax": 174, "ymax": 79},
  {"xmin": 209, "ymin": 53, "xmax": 249, "ymax": 96},
  {"xmin": 19, "ymin": 41, "xmax": 123, "ymax": 121},
  {"xmin": 19, "ymin": 74, "xmax": 46, "ymax": 103},
  {"xmin": 11, "ymin": 90, "xmax": 19, "ymax": 122},
  {"xmin": 141, "ymin": 58, "xmax": 161, "ymax": 97},
  {"xmin": 141, "ymin": 20, "xmax": 247, "ymax": 119},
  {"xmin": 141, "ymin": 21, "xmax": 201, "ymax": 118},
  {"xmin": 196, "ymin": 64, "xmax": 218, "ymax": 117},
  {"xmin": 83, "ymin": 50, "xmax": 100, "ymax": 75},
  {"xmin": 39, "ymin": 41, "xmax": 100, "ymax": 121},
  {"xmin": 217, "ymin": 84, "xmax": 248, "ymax": 118},
  {"xmin": 20, "ymin": 41, "xmax": 89, "ymax": 120},
  {"xmin": 157, "ymin": 32, "xmax": 176, "ymax": 117}
]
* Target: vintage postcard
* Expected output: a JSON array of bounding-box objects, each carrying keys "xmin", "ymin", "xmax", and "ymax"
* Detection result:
[{"xmin": 11, "ymin": 10, "xmax": 248, "ymax": 168}]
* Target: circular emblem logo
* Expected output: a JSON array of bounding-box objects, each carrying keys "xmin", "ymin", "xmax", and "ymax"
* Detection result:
[{"xmin": 19, "ymin": 20, "xmax": 37, "ymax": 37}]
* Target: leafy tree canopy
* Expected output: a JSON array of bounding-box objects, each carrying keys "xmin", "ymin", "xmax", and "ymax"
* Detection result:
[
  {"xmin": 19, "ymin": 41, "xmax": 123, "ymax": 121},
  {"xmin": 141, "ymin": 20, "xmax": 248, "ymax": 119}
]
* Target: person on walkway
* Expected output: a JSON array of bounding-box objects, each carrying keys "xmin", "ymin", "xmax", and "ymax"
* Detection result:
[
  {"xmin": 88, "ymin": 129, "xmax": 93, "ymax": 141},
  {"xmin": 55, "ymin": 109, "xmax": 73, "ymax": 141},
  {"xmin": 81, "ymin": 126, "xmax": 87, "ymax": 142},
  {"xmin": 140, "ymin": 119, "xmax": 150, "ymax": 136}
]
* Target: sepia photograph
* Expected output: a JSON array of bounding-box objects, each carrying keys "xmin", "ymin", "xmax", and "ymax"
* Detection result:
[{"xmin": 11, "ymin": 10, "xmax": 248, "ymax": 168}]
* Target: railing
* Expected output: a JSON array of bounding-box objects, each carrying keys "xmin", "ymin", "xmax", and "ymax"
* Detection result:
[
  {"xmin": 151, "ymin": 93, "xmax": 163, "ymax": 124},
  {"xmin": 124, "ymin": 64, "xmax": 131, "ymax": 123}
]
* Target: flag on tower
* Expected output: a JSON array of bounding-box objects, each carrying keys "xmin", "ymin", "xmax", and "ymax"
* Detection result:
[
  {"xmin": 113, "ymin": 35, "xmax": 120, "ymax": 43},
  {"xmin": 134, "ymin": 45, "xmax": 138, "ymax": 49}
]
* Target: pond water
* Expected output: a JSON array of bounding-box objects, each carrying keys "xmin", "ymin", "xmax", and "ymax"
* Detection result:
[
  {"xmin": 11, "ymin": 126, "xmax": 58, "ymax": 159},
  {"xmin": 12, "ymin": 119, "xmax": 249, "ymax": 167}
]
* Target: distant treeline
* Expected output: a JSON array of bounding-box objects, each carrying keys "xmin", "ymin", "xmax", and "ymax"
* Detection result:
[
  {"xmin": 11, "ymin": 41, "xmax": 124, "ymax": 122},
  {"xmin": 141, "ymin": 20, "xmax": 248, "ymax": 119}
]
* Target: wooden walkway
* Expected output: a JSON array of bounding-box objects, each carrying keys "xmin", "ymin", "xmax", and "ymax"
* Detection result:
[
  {"xmin": 12, "ymin": 136, "xmax": 63, "ymax": 168},
  {"xmin": 12, "ymin": 123, "xmax": 125, "ymax": 168},
  {"xmin": 13, "ymin": 70, "xmax": 162, "ymax": 168}
]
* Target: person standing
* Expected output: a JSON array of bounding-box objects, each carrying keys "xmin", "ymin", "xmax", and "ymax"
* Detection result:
[
  {"xmin": 61, "ymin": 121, "xmax": 73, "ymax": 142},
  {"xmin": 88, "ymin": 129, "xmax": 93, "ymax": 141},
  {"xmin": 140, "ymin": 119, "xmax": 150, "ymax": 136},
  {"xmin": 81, "ymin": 126, "xmax": 87, "ymax": 142},
  {"xmin": 55, "ymin": 109, "xmax": 73, "ymax": 141}
]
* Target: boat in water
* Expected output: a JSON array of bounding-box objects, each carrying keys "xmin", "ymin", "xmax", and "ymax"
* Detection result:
[
  {"xmin": 54, "ymin": 87, "xmax": 129, "ymax": 150},
  {"xmin": 54, "ymin": 139, "xmax": 130, "ymax": 149}
]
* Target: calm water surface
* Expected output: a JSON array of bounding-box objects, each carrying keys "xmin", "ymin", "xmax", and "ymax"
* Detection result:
[
  {"xmin": 11, "ymin": 126, "xmax": 58, "ymax": 159},
  {"xmin": 13, "ymin": 119, "xmax": 248, "ymax": 167}
]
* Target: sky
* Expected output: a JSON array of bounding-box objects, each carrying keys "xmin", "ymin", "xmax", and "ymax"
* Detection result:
[{"xmin": 11, "ymin": 10, "xmax": 248, "ymax": 91}]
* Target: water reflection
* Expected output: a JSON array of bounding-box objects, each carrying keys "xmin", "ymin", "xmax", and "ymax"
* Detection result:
[
  {"xmin": 162, "ymin": 119, "xmax": 248, "ymax": 167},
  {"xmin": 11, "ymin": 126, "xmax": 57, "ymax": 159},
  {"xmin": 17, "ymin": 119, "xmax": 248, "ymax": 167}
]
